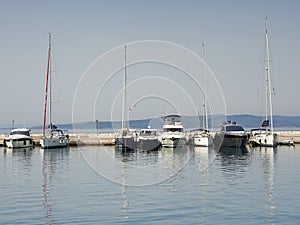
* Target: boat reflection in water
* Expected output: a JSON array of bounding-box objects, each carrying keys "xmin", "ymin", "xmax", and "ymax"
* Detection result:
[
  {"xmin": 4, "ymin": 146, "xmax": 33, "ymax": 156},
  {"xmin": 41, "ymin": 147, "xmax": 69, "ymax": 224},
  {"xmin": 249, "ymin": 146, "xmax": 277, "ymax": 221},
  {"xmin": 218, "ymin": 146, "xmax": 248, "ymax": 156}
]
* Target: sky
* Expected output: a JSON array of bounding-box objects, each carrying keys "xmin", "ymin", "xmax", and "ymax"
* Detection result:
[{"xmin": 0, "ymin": 0, "xmax": 299, "ymax": 127}]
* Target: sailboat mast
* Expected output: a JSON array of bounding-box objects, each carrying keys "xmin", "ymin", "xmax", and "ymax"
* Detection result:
[
  {"xmin": 265, "ymin": 17, "xmax": 274, "ymax": 134},
  {"xmin": 42, "ymin": 33, "xmax": 51, "ymax": 136},
  {"xmin": 49, "ymin": 34, "xmax": 53, "ymax": 130},
  {"xmin": 201, "ymin": 43, "xmax": 208, "ymax": 131},
  {"xmin": 121, "ymin": 45, "xmax": 127, "ymax": 130}
]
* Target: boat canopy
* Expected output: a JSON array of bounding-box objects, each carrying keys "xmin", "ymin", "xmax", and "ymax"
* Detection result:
[{"xmin": 10, "ymin": 129, "xmax": 31, "ymax": 136}]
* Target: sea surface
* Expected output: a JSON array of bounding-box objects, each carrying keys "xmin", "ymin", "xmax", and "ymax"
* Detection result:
[{"xmin": 0, "ymin": 145, "xmax": 300, "ymax": 224}]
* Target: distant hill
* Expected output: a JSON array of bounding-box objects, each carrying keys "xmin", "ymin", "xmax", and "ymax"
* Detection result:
[
  {"xmin": 227, "ymin": 114, "xmax": 300, "ymax": 129},
  {"xmin": 26, "ymin": 114, "xmax": 300, "ymax": 132}
]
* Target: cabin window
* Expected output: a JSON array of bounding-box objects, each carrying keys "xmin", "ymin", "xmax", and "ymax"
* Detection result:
[
  {"xmin": 163, "ymin": 128, "xmax": 183, "ymax": 132},
  {"xmin": 226, "ymin": 126, "xmax": 244, "ymax": 131},
  {"xmin": 165, "ymin": 116, "xmax": 181, "ymax": 123}
]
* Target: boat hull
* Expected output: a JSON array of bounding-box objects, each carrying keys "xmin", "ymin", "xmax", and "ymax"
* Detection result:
[
  {"xmin": 214, "ymin": 133, "xmax": 248, "ymax": 148},
  {"xmin": 138, "ymin": 138, "xmax": 160, "ymax": 151},
  {"xmin": 191, "ymin": 134, "xmax": 213, "ymax": 147},
  {"xmin": 40, "ymin": 136, "xmax": 70, "ymax": 149},
  {"xmin": 248, "ymin": 133, "xmax": 277, "ymax": 147},
  {"xmin": 161, "ymin": 134, "xmax": 186, "ymax": 148},
  {"xmin": 4, "ymin": 137, "xmax": 33, "ymax": 148},
  {"xmin": 115, "ymin": 136, "xmax": 137, "ymax": 150}
]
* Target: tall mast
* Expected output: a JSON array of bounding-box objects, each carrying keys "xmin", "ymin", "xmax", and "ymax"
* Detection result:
[
  {"xmin": 42, "ymin": 33, "xmax": 51, "ymax": 136},
  {"xmin": 49, "ymin": 34, "xmax": 52, "ymax": 130},
  {"xmin": 265, "ymin": 17, "xmax": 274, "ymax": 134},
  {"xmin": 121, "ymin": 45, "xmax": 127, "ymax": 130},
  {"xmin": 201, "ymin": 43, "xmax": 208, "ymax": 131}
]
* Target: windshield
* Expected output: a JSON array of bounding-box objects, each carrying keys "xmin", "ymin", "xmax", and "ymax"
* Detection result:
[
  {"xmin": 226, "ymin": 125, "xmax": 244, "ymax": 131},
  {"xmin": 140, "ymin": 130, "xmax": 157, "ymax": 136},
  {"xmin": 164, "ymin": 128, "xmax": 183, "ymax": 132},
  {"xmin": 10, "ymin": 130, "xmax": 30, "ymax": 136},
  {"xmin": 165, "ymin": 116, "xmax": 181, "ymax": 123}
]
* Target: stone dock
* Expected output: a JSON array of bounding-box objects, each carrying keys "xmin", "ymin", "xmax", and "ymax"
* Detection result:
[
  {"xmin": 0, "ymin": 131, "xmax": 299, "ymax": 147},
  {"xmin": 0, "ymin": 133, "xmax": 117, "ymax": 147},
  {"xmin": 275, "ymin": 131, "xmax": 300, "ymax": 144}
]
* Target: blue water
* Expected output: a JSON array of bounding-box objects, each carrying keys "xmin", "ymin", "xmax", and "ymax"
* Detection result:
[{"xmin": 0, "ymin": 145, "xmax": 300, "ymax": 224}]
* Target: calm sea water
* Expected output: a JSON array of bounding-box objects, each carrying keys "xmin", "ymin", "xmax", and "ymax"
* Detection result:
[{"xmin": 1, "ymin": 145, "xmax": 300, "ymax": 224}]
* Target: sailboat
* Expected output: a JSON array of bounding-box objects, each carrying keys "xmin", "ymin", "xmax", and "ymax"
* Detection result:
[
  {"xmin": 40, "ymin": 33, "xmax": 70, "ymax": 149},
  {"xmin": 248, "ymin": 17, "xmax": 278, "ymax": 147},
  {"xmin": 189, "ymin": 43, "xmax": 212, "ymax": 147},
  {"xmin": 115, "ymin": 45, "xmax": 137, "ymax": 151}
]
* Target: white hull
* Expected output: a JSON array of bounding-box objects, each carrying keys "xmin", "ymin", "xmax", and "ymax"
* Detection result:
[
  {"xmin": 192, "ymin": 135, "xmax": 213, "ymax": 147},
  {"xmin": 248, "ymin": 133, "xmax": 277, "ymax": 147},
  {"xmin": 40, "ymin": 136, "xmax": 70, "ymax": 149},
  {"xmin": 161, "ymin": 133, "xmax": 186, "ymax": 148},
  {"xmin": 5, "ymin": 137, "xmax": 33, "ymax": 148},
  {"xmin": 4, "ymin": 129, "xmax": 34, "ymax": 148}
]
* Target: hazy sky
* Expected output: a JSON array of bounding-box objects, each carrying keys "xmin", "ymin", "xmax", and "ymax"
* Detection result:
[{"xmin": 1, "ymin": 0, "xmax": 299, "ymax": 126}]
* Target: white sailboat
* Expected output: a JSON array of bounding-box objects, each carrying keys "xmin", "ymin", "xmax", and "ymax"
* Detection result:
[
  {"xmin": 115, "ymin": 45, "xmax": 137, "ymax": 150},
  {"xmin": 40, "ymin": 33, "xmax": 70, "ymax": 149},
  {"xmin": 189, "ymin": 43, "xmax": 212, "ymax": 147},
  {"xmin": 249, "ymin": 17, "xmax": 278, "ymax": 147}
]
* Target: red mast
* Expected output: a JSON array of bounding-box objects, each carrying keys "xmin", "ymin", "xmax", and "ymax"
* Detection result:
[{"xmin": 43, "ymin": 33, "xmax": 51, "ymax": 137}]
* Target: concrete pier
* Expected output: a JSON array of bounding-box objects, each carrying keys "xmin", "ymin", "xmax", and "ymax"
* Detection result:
[
  {"xmin": 276, "ymin": 131, "xmax": 300, "ymax": 144},
  {"xmin": 0, "ymin": 133, "xmax": 116, "ymax": 147},
  {"xmin": 0, "ymin": 131, "xmax": 299, "ymax": 147}
]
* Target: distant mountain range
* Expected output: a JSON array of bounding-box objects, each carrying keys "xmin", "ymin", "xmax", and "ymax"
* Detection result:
[{"xmin": 25, "ymin": 114, "xmax": 300, "ymax": 131}]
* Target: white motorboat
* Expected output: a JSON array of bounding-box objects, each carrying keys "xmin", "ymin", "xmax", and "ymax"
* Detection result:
[
  {"xmin": 40, "ymin": 33, "xmax": 70, "ymax": 149},
  {"xmin": 278, "ymin": 139, "xmax": 295, "ymax": 146},
  {"xmin": 4, "ymin": 128, "xmax": 34, "ymax": 148},
  {"xmin": 115, "ymin": 45, "xmax": 137, "ymax": 151},
  {"xmin": 161, "ymin": 114, "xmax": 187, "ymax": 148},
  {"xmin": 137, "ymin": 127, "xmax": 160, "ymax": 151},
  {"xmin": 248, "ymin": 17, "xmax": 278, "ymax": 147},
  {"xmin": 214, "ymin": 121, "xmax": 248, "ymax": 149}
]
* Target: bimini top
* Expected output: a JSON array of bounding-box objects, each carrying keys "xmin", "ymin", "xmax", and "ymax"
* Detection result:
[{"xmin": 10, "ymin": 128, "xmax": 31, "ymax": 136}]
